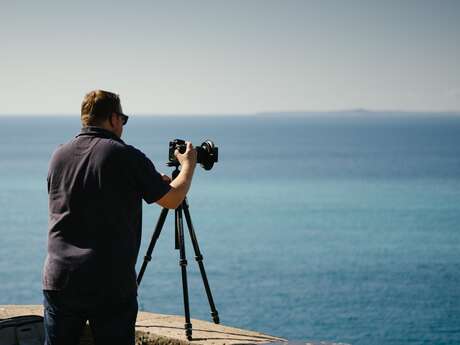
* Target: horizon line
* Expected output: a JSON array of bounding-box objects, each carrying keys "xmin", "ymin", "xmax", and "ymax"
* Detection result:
[{"xmin": 1, "ymin": 109, "xmax": 460, "ymax": 117}]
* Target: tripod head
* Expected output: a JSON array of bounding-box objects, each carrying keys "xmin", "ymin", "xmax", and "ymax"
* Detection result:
[
  {"xmin": 166, "ymin": 160, "xmax": 180, "ymax": 169},
  {"xmin": 166, "ymin": 163, "xmax": 181, "ymax": 180}
]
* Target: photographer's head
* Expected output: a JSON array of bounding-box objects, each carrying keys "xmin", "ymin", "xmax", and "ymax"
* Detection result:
[{"xmin": 81, "ymin": 90, "xmax": 129, "ymax": 138}]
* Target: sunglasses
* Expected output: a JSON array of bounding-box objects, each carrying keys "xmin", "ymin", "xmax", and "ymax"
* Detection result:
[{"xmin": 117, "ymin": 113, "xmax": 129, "ymax": 125}]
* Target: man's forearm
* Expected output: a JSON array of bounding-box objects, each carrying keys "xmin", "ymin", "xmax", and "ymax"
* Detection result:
[
  {"xmin": 156, "ymin": 163, "xmax": 195, "ymax": 209},
  {"xmin": 170, "ymin": 162, "xmax": 195, "ymax": 197}
]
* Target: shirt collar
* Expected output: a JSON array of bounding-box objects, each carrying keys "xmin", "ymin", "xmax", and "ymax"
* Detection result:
[{"xmin": 77, "ymin": 126, "xmax": 125, "ymax": 144}]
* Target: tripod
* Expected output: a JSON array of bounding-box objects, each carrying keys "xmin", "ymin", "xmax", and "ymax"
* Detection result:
[{"xmin": 136, "ymin": 165, "xmax": 220, "ymax": 340}]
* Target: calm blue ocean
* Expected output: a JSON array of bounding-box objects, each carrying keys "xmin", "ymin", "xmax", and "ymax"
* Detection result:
[{"xmin": 1, "ymin": 115, "xmax": 459, "ymax": 345}]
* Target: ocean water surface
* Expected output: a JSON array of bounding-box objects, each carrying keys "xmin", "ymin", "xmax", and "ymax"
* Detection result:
[{"xmin": 0, "ymin": 114, "xmax": 459, "ymax": 345}]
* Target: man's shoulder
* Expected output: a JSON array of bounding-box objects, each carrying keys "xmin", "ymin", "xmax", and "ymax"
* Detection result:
[
  {"xmin": 122, "ymin": 144, "xmax": 146, "ymax": 157},
  {"xmin": 49, "ymin": 138, "xmax": 75, "ymax": 159},
  {"xmin": 49, "ymin": 134, "xmax": 152, "ymax": 170},
  {"xmin": 92, "ymin": 140, "xmax": 150, "ymax": 167},
  {"xmin": 50, "ymin": 134, "xmax": 126, "ymax": 163}
]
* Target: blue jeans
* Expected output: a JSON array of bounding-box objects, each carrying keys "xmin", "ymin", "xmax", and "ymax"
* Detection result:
[{"xmin": 43, "ymin": 290, "xmax": 138, "ymax": 345}]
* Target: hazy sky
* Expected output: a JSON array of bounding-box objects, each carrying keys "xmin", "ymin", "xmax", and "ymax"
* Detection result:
[{"xmin": 1, "ymin": 0, "xmax": 459, "ymax": 115}]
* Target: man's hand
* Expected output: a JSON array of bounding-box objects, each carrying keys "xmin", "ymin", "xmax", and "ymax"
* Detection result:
[
  {"xmin": 175, "ymin": 142, "xmax": 197, "ymax": 168},
  {"xmin": 156, "ymin": 142, "xmax": 197, "ymax": 209}
]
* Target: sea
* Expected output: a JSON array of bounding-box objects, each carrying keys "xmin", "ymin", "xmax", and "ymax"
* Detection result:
[{"xmin": 0, "ymin": 114, "xmax": 459, "ymax": 345}]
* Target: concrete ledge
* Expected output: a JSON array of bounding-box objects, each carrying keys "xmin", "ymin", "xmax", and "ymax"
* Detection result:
[
  {"xmin": 0, "ymin": 305, "xmax": 285, "ymax": 345},
  {"xmin": 135, "ymin": 310, "xmax": 285, "ymax": 345}
]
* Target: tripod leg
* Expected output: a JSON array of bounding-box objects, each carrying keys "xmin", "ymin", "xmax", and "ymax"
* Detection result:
[
  {"xmin": 137, "ymin": 207, "xmax": 169, "ymax": 286},
  {"xmin": 182, "ymin": 199, "xmax": 220, "ymax": 324},
  {"xmin": 176, "ymin": 206, "xmax": 193, "ymax": 340}
]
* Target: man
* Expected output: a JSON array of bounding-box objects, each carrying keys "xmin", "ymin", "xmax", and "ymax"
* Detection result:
[{"xmin": 42, "ymin": 90, "xmax": 197, "ymax": 345}]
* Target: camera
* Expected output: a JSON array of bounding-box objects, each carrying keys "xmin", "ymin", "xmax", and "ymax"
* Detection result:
[{"xmin": 169, "ymin": 139, "xmax": 218, "ymax": 170}]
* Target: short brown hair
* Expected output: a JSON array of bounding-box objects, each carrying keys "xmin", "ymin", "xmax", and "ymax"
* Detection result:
[{"xmin": 81, "ymin": 90, "xmax": 121, "ymax": 126}]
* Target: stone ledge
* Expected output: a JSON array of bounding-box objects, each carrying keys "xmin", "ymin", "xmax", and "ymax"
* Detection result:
[{"xmin": 0, "ymin": 305, "xmax": 285, "ymax": 345}]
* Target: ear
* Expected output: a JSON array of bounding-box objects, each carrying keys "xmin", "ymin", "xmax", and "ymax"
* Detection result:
[{"xmin": 108, "ymin": 113, "xmax": 116, "ymax": 127}]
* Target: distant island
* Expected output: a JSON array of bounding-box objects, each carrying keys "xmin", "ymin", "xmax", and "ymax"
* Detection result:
[{"xmin": 255, "ymin": 109, "xmax": 460, "ymax": 117}]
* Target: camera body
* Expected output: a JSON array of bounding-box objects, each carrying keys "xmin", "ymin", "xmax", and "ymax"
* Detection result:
[{"xmin": 169, "ymin": 139, "xmax": 218, "ymax": 170}]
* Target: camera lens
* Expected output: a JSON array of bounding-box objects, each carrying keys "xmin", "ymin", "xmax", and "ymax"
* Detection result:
[{"xmin": 197, "ymin": 140, "xmax": 218, "ymax": 170}]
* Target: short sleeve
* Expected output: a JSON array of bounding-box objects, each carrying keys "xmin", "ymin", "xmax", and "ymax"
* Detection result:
[{"xmin": 122, "ymin": 145, "xmax": 171, "ymax": 204}]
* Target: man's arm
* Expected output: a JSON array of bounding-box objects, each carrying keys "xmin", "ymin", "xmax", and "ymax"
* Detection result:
[{"xmin": 156, "ymin": 142, "xmax": 197, "ymax": 209}]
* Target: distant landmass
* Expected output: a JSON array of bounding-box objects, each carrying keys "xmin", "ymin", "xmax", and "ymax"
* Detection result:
[{"xmin": 256, "ymin": 109, "xmax": 460, "ymax": 117}]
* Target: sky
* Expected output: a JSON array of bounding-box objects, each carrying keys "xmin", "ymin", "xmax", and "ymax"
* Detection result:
[{"xmin": 1, "ymin": 0, "xmax": 459, "ymax": 115}]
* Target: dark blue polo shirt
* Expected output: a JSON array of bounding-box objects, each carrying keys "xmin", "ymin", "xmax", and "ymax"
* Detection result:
[{"xmin": 43, "ymin": 127, "xmax": 171, "ymax": 297}]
